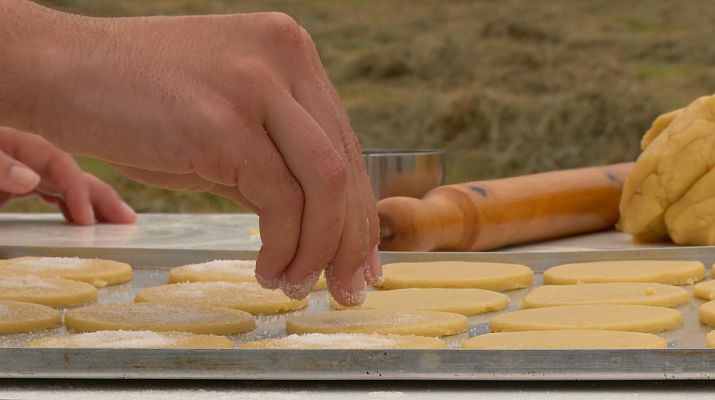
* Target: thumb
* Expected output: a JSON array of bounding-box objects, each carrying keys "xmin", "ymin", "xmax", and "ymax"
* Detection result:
[{"xmin": 0, "ymin": 151, "xmax": 40, "ymax": 194}]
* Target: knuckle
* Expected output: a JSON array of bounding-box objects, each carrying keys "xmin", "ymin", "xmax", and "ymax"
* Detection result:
[
  {"xmin": 317, "ymin": 150, "xmax": 348, "ymax": 189},
  {"xmin": 256, "ymin": 12, "xmax": 312, "ymax": 58}
]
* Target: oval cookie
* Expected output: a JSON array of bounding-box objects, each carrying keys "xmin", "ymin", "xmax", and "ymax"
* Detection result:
[
  {"xmin": 462, "ymin": 330, "xmax": 667, "ymax": 349},
  {"xmin": 286, "ymin": 310, "xmax": 468, "ymax": 337},
  {"xmin": 330, "ymin": 288, "xmax": 509, "ymax": 316},
  {"xmin": 65, "ymin": 303, "xmax": 255, "ymax": 335},
  {"xmin": 698, "ymin": 300, "xmax": 715, "ymax": 327},
  {"xmin": 0, "ymin": 256, "xmax": 132, "ymax": 287},
  {"xmin": 169, "ymin": 259, "xmax": 326, "ymax": 290},
  {"xmin": 0, "ymin": 274, "xmax": 97, "ymax": 308},
  {"xmin": 30, "ymin": 330, "xmax": 234, "ymax": 349},
  {"xmin": 543, "ymin": 260, "xmax": 705, "ymax": 285},
  {"xmin": 694, "ymin": 280, "xmax": 715, "ymax": 301},
  {"xmin": 0, "ymin": 299, "xmax": 62, "ymax": 334},
  {"xmin": 135, "ymin": 281, "xmax": 307, "ymax": 315},
  {"xmin": 241, "ymin": 333, "xmax": 447, "ymax": 349},
  {"xmin": 377, "ymin": 261, "xmax": 533, "ymax": 291},
  {"xmin": 490, "ymin": 304, "xmax": 682, "ymax": 333},
  {"xmin": 521, "ymin": 283, "xmax": 689, "ymax": 309}
]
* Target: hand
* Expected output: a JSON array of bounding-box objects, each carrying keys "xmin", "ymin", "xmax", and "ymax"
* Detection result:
[
  {"xmin": 0, "ymin": 3, "xmax": 380, "ymax": 305},
  {"xmin": 0, "ymin": 127, "xmax": 135, "ymax": 225}
]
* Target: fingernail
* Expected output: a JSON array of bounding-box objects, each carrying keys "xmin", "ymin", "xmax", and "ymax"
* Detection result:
[
  {"xmin": 325, "ymin": 264, "xmax": 366, "ymax": 307},
  {"xmin": 9, "ymin": 166, "xmax": 40, "ymax": 189},
  {"xmin": 364, "ymin": 245, "xmax": 383, "ymax": 286}
]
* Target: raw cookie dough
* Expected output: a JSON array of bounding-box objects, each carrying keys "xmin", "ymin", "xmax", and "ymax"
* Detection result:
[
  {"xmin": 489, "ymin": 304, "xmax": 682, "ymax": 333},
  {"xmin": 135, "ymin": 282, "xmax": 308, "ymax": 315},
  {"xmin": 377, "ymin": 261, "xmax": 534, "ymax": 291},
  {"xmin": 0, "ymin": 257, "xmax": 132, "ymax": 287},
  {"xmin": 619, "ymin": 95, "xmax": 715, "ymax": 245},
  {"xmin": 29, "ymin": 330, "xmax": 234, "ymax": 349},
  {"xmin": 698, "ymin": 300, "xmax": 715, "ymax": 327},
  {"xmin": 286, "ymin": 310, "xmax": 468, "ymax": 337},
  {"xmin": 707, "ymin": 331, "xmax": 715, "ymax": 348},
  {"xmin": 169, "ymin": 259, "xmax": 327, "ymax": 290},
  {"xmin": 521, "ymin": 283, "xmax": 689, "ymax": 309},
  {"xmin": 0, "ymin": 274, "xmax": 97, "ymax": 308},
  {"xmin": 543, "ymin": 260, "xmax": 705, "ymax": 285},
  {"xmin": 693, "ymin": 280, "xmax": 715, "ymax": 300},
  {"xmin": 65, "ymin": 303, "xmax": 255, "ymax": 335},
  {"xmin": 462, "ymin": 330, "xmax": 667, "ymax": 349},
  {"xmin": 330, "ymin": 288, "xmax": 509, "ymax": 316},
  {"xmin": 241, "ymin": 333, "xmax": 447, "ymax": 349},
  {"xmin": 0, "ymin": 300, "xmax": 62, "ymax": 334}
]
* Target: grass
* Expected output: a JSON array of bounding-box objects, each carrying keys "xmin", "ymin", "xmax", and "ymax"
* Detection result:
[{"xmin": 8, "ymin": 0, "xmax": 715, "ymax": 213}]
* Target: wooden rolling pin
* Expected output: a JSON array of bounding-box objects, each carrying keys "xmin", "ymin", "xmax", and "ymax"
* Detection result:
[{"xmin": 377, "ymin": 163, "xmax": 634, "ymax": 251}]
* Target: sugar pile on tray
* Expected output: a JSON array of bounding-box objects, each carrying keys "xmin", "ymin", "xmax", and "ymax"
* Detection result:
[
  {"xmin": 38, "ymin": 330, "xmax": 177, "ymax": 348},
  {"xmin": 181, "ymin": 259, "xmax": 255, "ymax": 275}
]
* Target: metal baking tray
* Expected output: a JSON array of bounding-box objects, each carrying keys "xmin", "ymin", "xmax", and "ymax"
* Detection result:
[{"xmin": 1, "ymin": 245, "xmax": 715, "ymax": 380}]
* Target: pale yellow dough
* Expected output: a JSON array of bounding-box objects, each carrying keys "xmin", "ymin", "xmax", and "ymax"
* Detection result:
[
  {"xmin": 241, "ymin": 333, "xmax": 447, "ymax": 349},
  {"xmin": 0, "ymin": 257, "xmax": 132, "ymax": 287},
  {"xmin": 65, "ymin": 303, "xmax": 255, "ymax": 335},
  {"xmin": 169, "ymin": 259, "xmax": 326, "ymax": 290},
  {"xmin": 330, "ymin": 288, "xmax": 509, "ymax": 316},
  {"xmin": 462, "ymin": 330, "xmax": 667, "ymax": 349},
  {"xmin": 698, "ymin": 300, "xmax": 715, "ymax": 327},
  {"xmin": 0, "ymin": 274, "xmax": 97, "ymax": 308},
  {"xmin": 0, "ymin": 300, "xmax": 61, "ymax": 334},
  {"xmin": 490, "ymin": 304, "xmax": 682, "ymax": 333},
  {"xmin": 29, "ymin": 330, "xmax": 234, "ymax": 349},
  {"xmin": 707, "ymin": 331, "xmax": 715, "ymax": 348},
  {"xmin": 286, "ymin": 310, "xmax": 468, "ymax": 337},
  {"xmin": 521, "ymin": 283, "xmax": 689, "ymax": 309},
  {"xmin": 619, "ymin": 94, "xmax": 715, "ymax": 245},
  {"xmin": 543, "ymin": 260, "xmax": 705, "ymax": 285},
  {"xmin": 135, "ymin": 281, "xmax": 308, "ymax": 315},
  {"xmin": 693, "ymin": 279, "xmax": 715, "ymax": 300},
  {"xmin": 377, "ymin": 261, "xmax": 534, "ymax": 291}
]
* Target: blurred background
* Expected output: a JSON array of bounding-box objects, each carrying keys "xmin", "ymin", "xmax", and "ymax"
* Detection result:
[{"xmin": 10, "ymin": 0, "xmax": 715, "ymax": 213}]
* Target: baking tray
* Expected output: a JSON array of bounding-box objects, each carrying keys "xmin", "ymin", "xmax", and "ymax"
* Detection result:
[{"xmin": 1, "ymin": 245, "xmax": 715, "ymax": 380}]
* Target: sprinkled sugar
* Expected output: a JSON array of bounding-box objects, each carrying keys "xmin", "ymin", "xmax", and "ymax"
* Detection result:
[
  {"xmin": 10, "ymin": 257, "xmax": 92, "ymax": 270},
  {"xmin": 280, "ymin": 333, "xmax": 396, "ymax": 348},
  {"xmin": 50, "ymin": 331, "xmax": 176, "ymax": 348},
  {"xmin": 182, "ymin": 260, "xmax": 255, "ymax": 275},
  {"xmin": 0, "ymin": 275, "xmax": 58, "ymax": 290}
]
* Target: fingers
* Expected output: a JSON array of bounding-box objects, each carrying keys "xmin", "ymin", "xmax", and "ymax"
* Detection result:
[
  {"xmin": 0, "ymin": 151, "xmax": 40, "ymax": 194},
  {"xmin": 83, "ymin": 173, "xmax": 136, "ymax": 223},
  {"xmin": 263, "ymin": 92, "xmax": 347, "ymax": 299}
]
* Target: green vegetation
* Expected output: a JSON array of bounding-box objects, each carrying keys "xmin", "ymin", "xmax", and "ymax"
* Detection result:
[{"xmin": 10, "ymin": 0, "xmax": 715, "ymax": 213}]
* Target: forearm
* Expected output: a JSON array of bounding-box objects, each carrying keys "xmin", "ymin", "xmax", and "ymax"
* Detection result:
[{"xmin": 0, "ymin": 1, "xmax": 85, "ymax": 135}]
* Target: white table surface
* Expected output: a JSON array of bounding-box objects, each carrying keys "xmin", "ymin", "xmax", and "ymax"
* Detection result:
[{"xmin": 0, "ymin": 213, "xmax": 709, "ymax": 399}]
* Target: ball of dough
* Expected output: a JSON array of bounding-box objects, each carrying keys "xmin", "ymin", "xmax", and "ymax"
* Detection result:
[
  {"xmin": 0, "ymin": 299, "xmax": 61, "ymax": 334},
  {"xmin": 29, "ymin": 330, "xmax": 234, "ymax": 349},
  {"xmin": 65, "ymin": 303, "xmax": 255, "ymax": 335},
  {"xmin": 169, "ymin": 259, "xmax": 327, "ymax": 290},
  {"xmin": 0, "ymin": 274, "xmax": 97, "ymax": 308},
  {"xmin": 0, "ymin": 257, "xmax": 132, "ymax": 287},
  {"xmin": 619, "ymin": 95, "xmax": 715, "ymax": 244},
  {"xmin": 135, "ymin": 281, "xmax": 308, "ymax": 315},
  {"xmin": 241, "ymin": 333, "xmax": 447, "ymax": 349}
]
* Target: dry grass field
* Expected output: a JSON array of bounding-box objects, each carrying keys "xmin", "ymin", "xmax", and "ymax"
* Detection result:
[{"xmin": 10, "ymin": 0, "xmax": 715, "ymax": 213}]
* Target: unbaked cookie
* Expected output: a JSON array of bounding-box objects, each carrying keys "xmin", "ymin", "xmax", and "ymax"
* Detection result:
[
  {"xmin": 707, "ymin": 331, "xmax": 715, "ymax": 348},
  {"xmin": 490, "ymin": 304, "xmax": 682, "ymax": 333},
  {"xmin": 0, "ymin": 274, "xmax": 97, "ymax": 308},
  {"xmin": 694, "ymin": 280, "xmax": 715, "ymax": 300},
  {"xmin": 543, "ymin": 260, "xmax": 705, "ymax": 285},
  {"xmin": 698, "ymin": 300, "xmax": 715, "ymax": 327},
  {"xmin": 286, "ymin": 310, "xmax": 468, "ymax": 337},
  {"xmin": 330, "ymin": 288, "xmax": 509, "ymax": 316},
  {"xmin": 169, "ymin": 259, "xmax": 327, "ymax": 290},
  {"xmin": 462, "ymin": 330, "xmax": 667, "ymax": 349},
  {"xmin": 521, "ymin": 283, "xmax": 689, "ymax": 309},
  {"xmin": 377, "ymin": 261, "xmax": 533, "ymax": 291},
  {"xmin": 0, "ymin": 299, "xmax": 62, "ymax": 334},
  {"xmin": 0, "ymin": 257, "xmax": 132, "ymax": 287},
  {"xmin": 241, "ymin": 333, "xmax": 447, "ymax": 349},
  {"xmin": 29, "ymin": 330, "xmax": 234, "ymax": 349},
  {"xmin": 65, "ymin": 303, "xmax": 255, "ymax": 335},
  {"xmin": 134, "ymin": 281, "xmax": 308, "ymax": 315}
]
